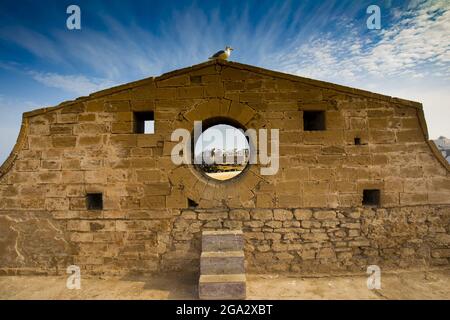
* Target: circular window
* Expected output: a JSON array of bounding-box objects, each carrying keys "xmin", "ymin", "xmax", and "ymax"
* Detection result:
[{"xmin": 194, "ymin": 121, "xmax": 250, "ymax": 181}]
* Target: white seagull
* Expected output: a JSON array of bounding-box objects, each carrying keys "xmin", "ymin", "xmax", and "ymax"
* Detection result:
[{"xmin": 209, "ymin": 46, "xmax": 234, "ymax": 60}]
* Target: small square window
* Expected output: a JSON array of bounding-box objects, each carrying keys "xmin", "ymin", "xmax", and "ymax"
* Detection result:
[
  {"xmin": 86, "ymin": 193, "xmax": 103, "ymax": 210},
  {"xmin": 188, "ymin": 198, "xmax": 198, "ymax": 208},
  {"xmin": 303, "ymin": 111, "xmax": 326, "ymax": 131},
  {"xmin": 190, "ymin": 75, "xmax": 202, "ymax": 84},
  {"xmin": 134, "ymin": 111, "xmax": 154, "ymax": 134},
  {"xmin": 363, "ymin": 189, "xmax": 380, "ymax": 206},
  {"xmin": 354, "ymin": 137, "xmax": 361, "ymax": 145}
]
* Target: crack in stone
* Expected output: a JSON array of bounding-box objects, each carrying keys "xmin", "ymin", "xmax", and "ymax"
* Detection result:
[{"xmin": 9, "ymin": 225, "xmax": 25, "ymax": 264}]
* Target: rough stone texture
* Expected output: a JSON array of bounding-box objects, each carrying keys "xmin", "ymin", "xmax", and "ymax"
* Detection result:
[
  {"xmin": 0, "ymin": 59, "xmax": 449, "ymax": 275},
  {"xmin": 202, "ymin": 230, "xmax": 244, "ymax": 252},
  {"xmin": 199, "ymin": 230, "xmax": 246, "ymax": 299},
  {"xmin": 200, "ymin": 251, "xmax": 245, "ymax": 275},
  {"xmin": 198, "ymin": 274, "xmax": 246, "ymax": 300}
]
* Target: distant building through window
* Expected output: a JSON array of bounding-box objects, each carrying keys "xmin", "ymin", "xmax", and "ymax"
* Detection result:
[{"xmin": 194, "ymin": 123, "xmax": 250, "ymax": 181}]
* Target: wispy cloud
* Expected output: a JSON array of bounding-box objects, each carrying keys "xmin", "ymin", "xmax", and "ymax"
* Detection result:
[
  {"xmin": 0, "ymin": 25, "xmax": 64, "ymax": 63},
  {"xmin": 28, "ymin": 71, "xmax": 115, "ymax": 96},
  {"xmin": 272, "ymin": 0, "xmax": 450, "ymax": 83},
  {"xmin": 0, "ymin": 61, "xmax": 116, "ymax": 96},
  {"xmin": 3, "ymin": 1, "xmax": 447, "ymax": 91}
]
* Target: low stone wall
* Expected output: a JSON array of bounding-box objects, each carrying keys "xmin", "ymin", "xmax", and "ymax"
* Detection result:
[
  {"xmin": 1, "ymin": 205, "xmax": 448, "ymax": 276},
  {"xmin": 169, "ymin": 205, "xmax": 450, "ymax": 274}
]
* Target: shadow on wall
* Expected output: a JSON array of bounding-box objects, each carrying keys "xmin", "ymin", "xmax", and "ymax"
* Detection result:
[{"xmin": 120, "ymin": 272, "xmax": 199, "ymax": 299}]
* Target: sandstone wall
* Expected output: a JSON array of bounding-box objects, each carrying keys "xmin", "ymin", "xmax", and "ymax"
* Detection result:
[
  {"xmin": 0, "ymin": 60, "xmax": 449, "ymax": 275},
  {"xmin": 171, "ymin": 206, "xmax": 450, "ymax": 274}
]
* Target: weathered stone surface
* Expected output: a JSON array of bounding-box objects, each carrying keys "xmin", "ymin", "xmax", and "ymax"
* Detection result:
[
  {"xmin": 273, "ymin": 209, "xmax": 293, "ymax": 221},
  {"xmin": 229, "ymin": 209, "xmax": 250, "ymax": 220},
  {"xmin": 313, "ymin": 210, "xmax": 336, "ymax": 220},
  {"xmin": 0, "ymin": 59, "xmax": 449, "ymax": 276},
  {"xmin": 200, "ymin": 251, "xmax": 245, "ymax": 275},
  {"xmin": 251, "ymin": 209, "xmax": 273, "ymax": 221},
  {"xmin": 202, "ymin": 230, "xmax": 244, "ymax": 252},
  {"xmin": 199, "ymin": 274, "xmax": 246, "ymax": 300},
  {"xmin": 294, "ymin": 209, "xmax": 312, "ymax": 220}
]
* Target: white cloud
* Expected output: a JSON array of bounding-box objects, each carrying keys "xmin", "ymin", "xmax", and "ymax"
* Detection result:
[
  {"xmin": 273, "ymin": 1, "xmax": 450, "ymax": 82},
  {"xmin": 0, "ymin": 26, "xmax": 64, "ymax": 63},
  {"xmin": 28, "ymin": 71, "xmax": 115, "ymax": 96}
]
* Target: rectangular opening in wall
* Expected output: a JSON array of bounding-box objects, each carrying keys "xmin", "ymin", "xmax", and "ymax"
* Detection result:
[
  {"xmin": 190, "ymin": 75, "xmax": 202, "ymax": 84},
  {"xmin": 86, "ymin": 193, "xmax": 103, "ymax": 210},
  {"xmin": 134, "ymin": 111, "xmax": 154, "ymax": 134},
  {"xmin": 188, "ymin": 198, "xmax": 198, "ymax": 208},
  {"xmin": 303, "ymin": 111, "xmax": 326, "ymax": 131},
  {"xmin": 354, "ymin": 137, "xmax": 361, "ymax": 145},
  {"xmin": 362, "ymin": 189, "xmax": 380, "ymax": 206}
]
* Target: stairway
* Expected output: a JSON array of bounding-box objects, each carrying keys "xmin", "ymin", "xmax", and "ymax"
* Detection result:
[{"xmin": 198, "ymin": 230, "xmax": 246, "ymax": 300}]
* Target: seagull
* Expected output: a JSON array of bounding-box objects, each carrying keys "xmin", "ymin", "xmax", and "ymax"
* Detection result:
[{"xmin": 209, "ymin": 46, "xmax": 234, "ymax": 60}]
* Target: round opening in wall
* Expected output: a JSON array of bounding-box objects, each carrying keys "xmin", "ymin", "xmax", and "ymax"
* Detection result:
[{"xmin": 193, "ymin": 121, "xmax": 250, "ymax": 181}]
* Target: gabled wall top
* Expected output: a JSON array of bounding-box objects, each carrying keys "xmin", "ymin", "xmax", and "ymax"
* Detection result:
[
  {"xmin": 23, "ymin": 59, "xmax": 423, "ymax": 119},
  {"xmin": 2, "ymin": 59, "xmax": 448, "ymax": 179}
]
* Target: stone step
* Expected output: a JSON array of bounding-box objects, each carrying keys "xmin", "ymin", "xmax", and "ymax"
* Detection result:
[
  {"xmin": 202, "ymin": 230, "xmax": 244, "ymax": 252},
  {"xmin": 198, "ymin": 274, "xmax": 246, "ymax": 300},
  {"xmin": 200, "ymin": 251, "xmax": 245, "ymax": 275}
]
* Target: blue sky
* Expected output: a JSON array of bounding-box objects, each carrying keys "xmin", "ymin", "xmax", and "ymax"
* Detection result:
[{"xmin": 0, "ymin": 0, "xmax": 449, "ymax": 163}]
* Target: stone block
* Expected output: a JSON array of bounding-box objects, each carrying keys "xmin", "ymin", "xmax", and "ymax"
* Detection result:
[
  {"xmin": 277, "ymin": 195, "xmax": 302, "ymax": 208},
  {"xmin": 156, "ymin": 87, "xmax": 176, "ymax": 99},
  {"xmin": 50, "ymin": 124, "xmax": 73, "ymax": 135},
  {"xmin": 273, "ymin": 209, "xmax": 293, "ymax": 221},
  {"xmin": 177, "ymin": 87, "xmax": 204, "ymax": 99},
  {"xmin": 294, "ymin": 209, "xmax": 312, "ymax": 220},
  {"xmin": 251, "ymin": 209, "xmax": 273, "ymax": 220},
  {"xmin": 199, "ymin": 274, "xmax": 246, "ymax": 300},
  {"xmin": 140, "ymin": 196, "xmax": 166, "ymax": 208},
  {"xmin": 61, "ymin": 103, "xmax": 85, "ymax": 114},
  {"xmin": 112, "ymin": 122, "xmax": 133, "ymax": 134},
  {"xmin": 105, "ymin": 101, "xmax": 130, "ymax": 112},
  {"xmin": 313, "ymin": 210, "xmax": 336, "ymax": 220},
  {"xmin": 78, "ymin": 136, "xmax": 102, "ymax": 146},
  {"xmin": 431, "ymin": 249, "xmax": 450, "ymax": 258},
  {"xmin": 229, "ymin": 209, "xmax": 250, "ymax": 220},
  {"xmin": 110, "ymin": 134, "xmax": 137, "ymax": 147},
  {"xmin": 78, "ymin": 114, "xmax": 96, "ymax": 122},
  {"xmin": 200, "ymin": 251, "xmax": 245, "ymax": 275},
  {"xmin": 74, "ymin": 123, "xmax": 107, "ymax": 135},
  {"xmin": 85, "ymin": 99, "xmax": 105, "ymax": 112},
  {"xmin": 202, "ymin": 230, "xmax": 244, "ymax": 252},
  {"xmin": 157, "ymin": 75, "xmax": 189, "ymax": 87},
  {"xmin": 52, "ymin": 136, "xmax": 77, "ymax": 148}
]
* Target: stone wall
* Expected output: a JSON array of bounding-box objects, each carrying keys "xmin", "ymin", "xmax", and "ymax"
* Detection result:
[
  {"xmin": 0, "ymin": 60, "xmax": 449, "ymax": 275},
  {"xmin": 2, "ymin": 205, "xmax": 448, "ymax": 275},
  {"xmin": 171, "ymin": 206, "xmax": 450, "ymax": 274}
]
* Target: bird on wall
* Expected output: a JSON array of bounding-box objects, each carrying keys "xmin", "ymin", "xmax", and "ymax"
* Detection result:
[{"xmin": 209, "ymin": 46, "xmax": 234, "ymax": 60}]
